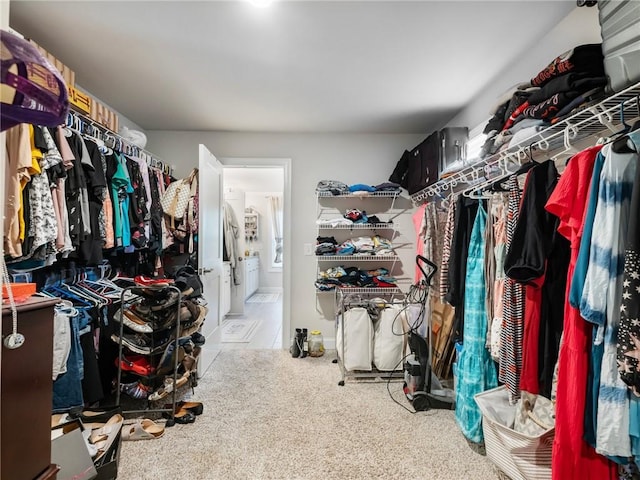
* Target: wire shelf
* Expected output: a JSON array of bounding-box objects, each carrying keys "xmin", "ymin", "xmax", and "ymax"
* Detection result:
[
  {"xmin": 336, "ymin": 287, "xmax": 402, "ymax": 294},
  {"xmin": 410, "ymin": 81, "xmax": 640, "ymax": 205},
  {"xmin": 317, "ymin": 191, "xmax": 400, "ymax": 198},
  {"xmin": 316, "ymin": 254, "xmax": 398, "ymax": 261},
  {"xmin": 316, "ymin": 223, "xmax": 394, "ymax": 229}
]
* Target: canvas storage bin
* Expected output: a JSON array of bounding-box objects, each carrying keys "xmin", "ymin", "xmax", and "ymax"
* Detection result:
[
  {"xmin": 475, "ymin": 386, "xmax": 554, "ymax": 480},
  {"xmin": 336, "ymin": 307, "xmax": 373, "ymax": 371},
  {"xmin": 372, "ymin": 305, "xmax": 405, "ymax": 371}
]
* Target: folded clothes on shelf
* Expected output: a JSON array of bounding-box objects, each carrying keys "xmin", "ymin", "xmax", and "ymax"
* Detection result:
[{"xmin": 315, "ymin": 266, "xmax": 396, "ymax": 290}]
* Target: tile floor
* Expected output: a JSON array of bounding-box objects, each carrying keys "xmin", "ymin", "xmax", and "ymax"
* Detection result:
[{"xmin": 221, "ymin": 293, "xmax": 283, "ymax": 351}]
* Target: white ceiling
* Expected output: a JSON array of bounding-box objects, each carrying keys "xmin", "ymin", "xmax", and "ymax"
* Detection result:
[{"xmin": 9, "ymin": 1, "xmax": 576, "ymax": 134}]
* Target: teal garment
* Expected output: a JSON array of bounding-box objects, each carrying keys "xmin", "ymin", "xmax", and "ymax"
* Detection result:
[
  {"xmin": 631, "ymin": 396, "xmax": 640, "ymax": 465},
  {"xmin": 454, "ymin": 204, "xmax": 498, "ymax": 443},
  {"xmin": 569, "ymin": 151, "xmax": 606, "ymax": 308},
  {"xmin": 568, "ymin": 151, "xmax": 606, "ymax": 450},
  {"xmin": 111, "ymin": 153, "xmax": 134, "ymax": 247}
]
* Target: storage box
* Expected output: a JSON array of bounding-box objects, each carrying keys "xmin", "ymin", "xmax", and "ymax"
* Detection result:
[
  {"xmin": 598, "ymin": 0, "xmax": 640, "ymax": 93},
  {"xmin": 51, "ymin": 420, "xmax": 98, "ymax": 480},
  {"xmin": 475, "ymin": 386, "xmax": 554, "ymax": 480},
  {"xmin": 28, "ymin": 39, "xmax": 75, "ymax": 88},
  {"xmin": 90, "ymin": 99, "xmax": 119, "ymax": 133},
  {"xmin": 68, "ymin": 86, "xmax": 92, "ymax": 115},
  {"xmin": 2, "ymin": 282, "xmax": 36, "ymax": 302}
]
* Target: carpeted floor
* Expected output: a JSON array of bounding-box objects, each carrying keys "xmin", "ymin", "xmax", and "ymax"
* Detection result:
[{"xmin": 118, "ymin": 350, "xmax": 501, "ymax": 480}]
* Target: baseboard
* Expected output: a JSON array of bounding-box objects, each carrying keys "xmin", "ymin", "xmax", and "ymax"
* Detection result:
[
  {"xmin": 287, "ymin": 337, "xmax": 335, "ymax": 350},
  {"xmin": 257, "ymin": 287, "xmax": 283, "ymax": 294}
]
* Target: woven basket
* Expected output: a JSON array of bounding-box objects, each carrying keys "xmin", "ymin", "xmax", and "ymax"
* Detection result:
[{"xmin": 475, "ymin": 386, "xmax": 554, "ymax": 480}]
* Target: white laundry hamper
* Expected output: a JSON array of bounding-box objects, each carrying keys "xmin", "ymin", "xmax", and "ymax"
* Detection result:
[
  {"xmin": 373, "ymin": 305, "xmax": 405, "ymax": 371},
  {"xmin": 475, "ymin": 386, "xmax": 554, "ymax": 480},
  {"xmin": 336, "ymin": 307, "xmax": 373, "ymax": 371}
]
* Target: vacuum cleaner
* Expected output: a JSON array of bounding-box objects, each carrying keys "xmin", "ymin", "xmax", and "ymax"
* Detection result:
[{"xmin": 403, "ymin": 255, "xmax": 455, "ymax": 411}]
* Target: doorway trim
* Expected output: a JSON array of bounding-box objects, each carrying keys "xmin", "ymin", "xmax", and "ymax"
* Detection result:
[{"xmin": 219, "ymin": 157, "xmax": 291, "ymax": 350}]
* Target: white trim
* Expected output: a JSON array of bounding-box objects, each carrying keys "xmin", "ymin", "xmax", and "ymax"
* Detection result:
[{"xmin": 220, "ymin": 157, "xmax": 291, "ymax": 353}]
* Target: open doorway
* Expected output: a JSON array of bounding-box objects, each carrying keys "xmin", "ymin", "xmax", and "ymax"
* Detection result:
[{"xmin": 219, "ymin": 164, "xmax": 285, "ymax": 350}]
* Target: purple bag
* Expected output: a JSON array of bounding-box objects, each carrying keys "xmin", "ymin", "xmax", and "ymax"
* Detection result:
[{"xmin": 1, "ymin": 29, "xmax": 69, "ymax": 131}]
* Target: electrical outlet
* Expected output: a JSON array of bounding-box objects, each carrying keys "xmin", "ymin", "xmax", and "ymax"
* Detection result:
[{"xmin": 304, "ymin": 243, "xmax": 313, "ymax": 256}]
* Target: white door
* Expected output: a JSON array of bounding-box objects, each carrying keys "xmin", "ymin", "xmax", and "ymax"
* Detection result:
[{"xmin": 197, "ymin": 144, "xmax": 224, "ymax": 378}]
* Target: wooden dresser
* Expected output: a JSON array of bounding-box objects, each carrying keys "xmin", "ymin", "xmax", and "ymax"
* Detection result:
[{"xmin": 2, "ymin": 296, "xmax": 60, "ymax": 480}]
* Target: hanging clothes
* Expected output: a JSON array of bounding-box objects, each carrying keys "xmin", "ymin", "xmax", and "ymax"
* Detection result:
[
  {"xmin": 616, "ymin": 130, "xmax": 640, "ymax": 467},
  {"xmin": 489, "ymin": 196, "xmax": 508, "ymax": 360},
  {"xmin": 439, "ymin": 198, "xmax": 456, "ymax": 302},
  {"xmin": 545, "ymin": 144, "xmax": 615, "ymax": 480},
  {"xmin": 419, "ymin": 202, "xmax": 446, "ymax": 291},
  {"xmin": 445, "ymin": 196, "xmax": 479, "ymax": 341},
  {"xmin": 499, "ymin": 175, "xmax": 526, "ymax": 402},
  {"xmin": 412, "ymin": 203, "xmax": 427, "ymax": 283},
  {"xmin": 223, "ymin": 202, "xmax": 242, "ymax": 285},
  {"xmin": 505, "ymin": 159, "xmax": 570, "ymax": 397},
  {"xmin": 580, "ymin": 143, "xmax": 636, "ymax": 459},
  {"xmin": 454, "ymin": 203, "xmax": 498, "ymax": 443},
  {"xmin": 4, "ymin": 124, "xmax": 35, "ymax": 258}
]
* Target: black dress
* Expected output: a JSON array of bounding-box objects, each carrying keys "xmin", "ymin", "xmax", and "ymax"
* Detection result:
[
  {"xmin": 445, "ymin": 195, "xmax": 479, "ymax": 342},
  {"xmin": 504, "ymin": 160, "xmax": 570, "ymax": 397}
]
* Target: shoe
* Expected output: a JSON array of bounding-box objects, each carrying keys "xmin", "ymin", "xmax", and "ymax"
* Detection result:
[
  {"xmin": 69, "ymin": 406, "xmax": 121, "ymax": 425},
  {"xmin": 164, "ymin": 401, "xmax": 203, "ymax": 416},
  {"xmin": 111, "ymin": 332, "xmax": 172, "ymax": 355},
  {"xmin": 179, "ymin": 305, "xmax": 207, "ymax": 338},
  {"xmin": 91, "ymin": 414, "xmax": 124, "ymax": 459},
  {"xmin": 156, "ymin": 339, "xmax": 194, "ymax": 376},
  {"xmin": 118, "ymin": 354, "xmax": 155, "ymax": 376},
  {"xmin": 174, "ymin": 266, "xmax": 203, "ymax": 299},
  {"xmin": 148, "ymin": 373, "xmax": 190, "ymax": 401},
  {"xmin": 121, "ymin": 381, "xmax": 153, "ymax": 400},
  {"xmin": 134, "ymin": 275, "xmax": 174, "ymax": 287},
  {"xmin": 149, "ymin": 290, "xmax": 180, "ymax": 312},
  {"xmin": 191, "ymin": 332, "xmax": 206, "ymax": 346},
  {"xmin": 114, "ymin": 308, "xmax": 154, "ymax": 334},
  {"xmin": 163, "ymin": 408, "xmax": 196, "ymax": 424},
  {"xmin": 290, "ymin": 328, "xmax": 301, "ymax": 358},
  {"xmin": 88, "ymin": 414, "xmax": 125, "ymax": 443},
  {"xmin": 121, "ymin": 419, "xmax": 165, "ymax": 441}
]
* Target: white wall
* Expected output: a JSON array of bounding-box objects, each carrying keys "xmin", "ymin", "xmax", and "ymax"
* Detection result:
[
  {"xmin": 445, "ymin": 6, "xmax": 602, "ymax": 132},
  {"xmin": 245, "ymin": 192, "xmax": 283, "ymax": 291},
  {"xmin": 147, "ymin": 132, "xmax": 423, "ymax": 344}
]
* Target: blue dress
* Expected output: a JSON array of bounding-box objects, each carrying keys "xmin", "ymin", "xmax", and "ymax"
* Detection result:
[{"xmin": 455, "ymin": 203, "xmax": 498, "ymax": 443}]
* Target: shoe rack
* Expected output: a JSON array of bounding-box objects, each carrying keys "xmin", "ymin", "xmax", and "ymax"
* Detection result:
[{"xmin": 115, "ymin": 285, "xmax": 183, "ymax": 427}]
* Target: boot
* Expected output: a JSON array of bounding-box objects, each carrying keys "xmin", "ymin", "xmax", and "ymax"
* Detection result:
[
  {"xmin": 290, "ymin": 328, "xmax": 301, "ymax": 358},
  {"xmin": 301, "ymin": 328, "xmax": 308, "ymax": 358}
]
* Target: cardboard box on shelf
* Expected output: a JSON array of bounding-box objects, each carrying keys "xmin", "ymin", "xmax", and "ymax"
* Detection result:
[
  {"xmin": 68, "ymin": 86, "xmax": 92, "ymax": 115},
  {"xmin": 90, "ymin": 100, "xmax": 119, "ymax": 133},
  {"xmin": 28, "ymin": 39, "xmax": 75, "ymax": 88}
]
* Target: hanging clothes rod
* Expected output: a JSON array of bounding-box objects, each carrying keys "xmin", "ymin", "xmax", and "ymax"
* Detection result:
[
  {"xmin": 411, "ymin": 81, "xmax": 640, "ymax": 206},
  {"xmin": 66, "ymin": 108, "xmax": 174, "ymax": 175}
]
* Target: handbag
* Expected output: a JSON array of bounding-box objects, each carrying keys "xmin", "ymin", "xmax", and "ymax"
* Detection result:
[
  {"xmin": 160, "ymin": 169, "xmax": 198, "ymax": 226},
  {"xmin": 513, "ymin": 391, "xmax": 555, "ymax": 436}
]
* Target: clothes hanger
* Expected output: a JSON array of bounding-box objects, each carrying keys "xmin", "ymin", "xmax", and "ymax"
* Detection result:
[{"xmin": 611, "ymin": 102, "xmax": 638, "ymax": 153}]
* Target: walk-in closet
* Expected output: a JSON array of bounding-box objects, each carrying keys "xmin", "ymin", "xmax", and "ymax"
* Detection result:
[{"xmin": 2, "ymin": 1, "xmax": 640, "ymax": 479}]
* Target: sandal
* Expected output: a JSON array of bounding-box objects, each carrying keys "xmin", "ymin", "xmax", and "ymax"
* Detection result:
[
  {"xmin": 148, "ymin": 373, "xmax": 190, "ymax": 401},
  {"xmin": 121, "ymin": 419, "xmax": 165, "ymax": 441},
  {"xmin": 89, "ymin": 414, "xmax": 124, "ymax": 443}
]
